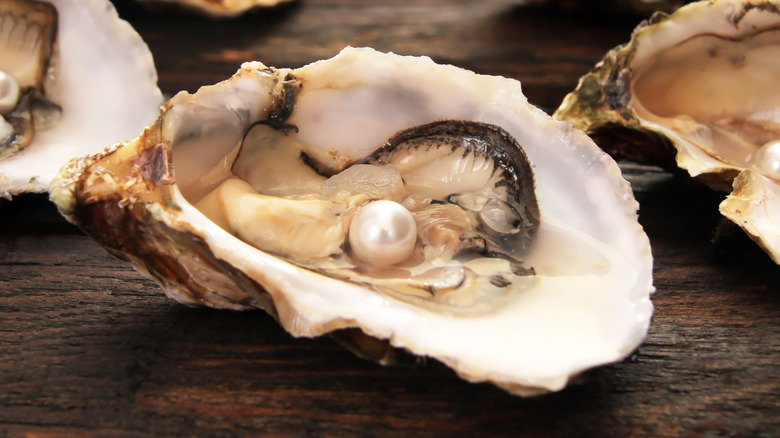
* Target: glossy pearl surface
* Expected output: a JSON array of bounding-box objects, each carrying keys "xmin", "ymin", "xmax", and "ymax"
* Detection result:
[
  {"xmin": 0, "ymin": 70, "xmax": 20, "ymax": 114},
  {"xmin": 751, "ymin": 139, "xmax": 780, "ymax": 181},
  {"xmin": 348, "ymin": 200, "xmax": 417, "ymax": 265}
]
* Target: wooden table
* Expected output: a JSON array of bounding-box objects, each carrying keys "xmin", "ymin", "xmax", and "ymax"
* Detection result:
[{"xmin": 2, "ymin": 1, "xmax": 778, "ymax": 436}]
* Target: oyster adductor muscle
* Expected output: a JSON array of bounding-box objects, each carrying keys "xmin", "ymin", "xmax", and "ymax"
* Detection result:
[{"xmin": 51, "ymin": 48, "xmax": 653, "ymax": 396}]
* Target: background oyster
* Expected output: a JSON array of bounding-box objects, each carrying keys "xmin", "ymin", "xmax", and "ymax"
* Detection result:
[
  {"xmin": 135, "ymin": 0, "xmax": 294, "ymax": 17},
  {"xmin": 51, "ymin": 48, "xmax": 654, "ymax": 396},
  {"xmin": 0, "ymin": 0, "xmax": 162, "ymax": 198},
  {"xmin": 554, "ymin": 0, "xmax": 780, "ymax": 263},
  {"xmin": 532, "ymin": 0, "xmax": 688, "ymax": 15}
]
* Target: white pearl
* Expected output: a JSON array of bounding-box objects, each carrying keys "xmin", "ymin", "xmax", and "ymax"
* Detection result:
[
  {"xmin": 0, "ymin": 70, "xmax": 20, "ymax": 114},
  {"xmin": 348, "ymin": 200, "xmax": 417, "ymax": 265},
  {"xmin": 750, "ymin": 139, "xmax": 780, "ymax": 181}
]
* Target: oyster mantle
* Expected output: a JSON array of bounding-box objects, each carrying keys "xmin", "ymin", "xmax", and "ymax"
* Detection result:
[{"xmin": 51, "ymin": 48, "xmax": 653, "ymax": 396}]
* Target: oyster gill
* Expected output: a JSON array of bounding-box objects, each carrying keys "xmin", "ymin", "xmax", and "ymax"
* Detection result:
[
  {"xmin": 553, "ymin": 0, "xmax": 780, "ymax": 262},
  {"xmin": 0, "ymin": 0, "xmax": 162, "ymax": 197},
  {"xmin": 51, "ymin": 48, "xmax": 653, "ymax": 396}
]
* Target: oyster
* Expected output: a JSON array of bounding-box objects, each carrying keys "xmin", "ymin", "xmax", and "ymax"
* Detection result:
[
  {"xmin": 51, "ymin": 48, "xmax": 653, "ymax": 396},
  {"xmin": 554, "ymin": 0, "xmax": 780, "ymax": 263},
  {"xmin": 0, "ymin": 0, "xmax": 59, "ymax": 159},
  {"xmin": 0, "ymin": 0, "xmax": 162, "ymax": 197},
  {"xmin": 137, "ymin": 0, "xmax": 294, "ymax": 18},
  {"xmin": 532, "ymin": 0, "xmax": 688, "ymax": 15}
]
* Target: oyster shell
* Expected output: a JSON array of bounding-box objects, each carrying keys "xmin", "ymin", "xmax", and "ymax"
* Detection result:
[
  {"xmin": 51, "ymin": 47, "xmax": 654, "ymax": 396},
  {"xmin": 0, "ymin": 0, "xmax": 162, "ymax": 197},
  {"xmin": 553, "ymin": 0, "xmax": 780, "ymax": 263},
  {"xmin": 533, "ymin": 0, "xmax": 688, "ymax": 15},
  {"xmin": 138, "ymin": 0, "xmax": 294, "ymax": 18}
]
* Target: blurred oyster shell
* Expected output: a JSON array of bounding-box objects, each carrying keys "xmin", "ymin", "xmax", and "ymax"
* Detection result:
[
  {"xmin": 137, "ymin": 0, "xmax": 294, "ymax": 17},
  {"xmin": 554, "ymin": 0, "xmax": 780, "ymax": 263},
  {"xmin": 533, "ymin": 0, "xmax": 688, "ymax": 15},
  {"xmin": 51, "ymin": 47, "xmax": 653, "ymax": 396},
  {"xmin": 0, "ymin": 0, "xmax": 162, "ymax": 198}
]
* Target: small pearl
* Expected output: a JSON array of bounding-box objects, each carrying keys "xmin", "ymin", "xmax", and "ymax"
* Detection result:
[
  {"xmin": 750, "ymin": 139, "xmax": 780, "ymax": 181},
  {"xmin": 348, "ymin": 200, "xmax": 418, "ymax": 265},
  {"xmin": 0, "ymin": 70, "xmax": 20, "ymax": 114}
]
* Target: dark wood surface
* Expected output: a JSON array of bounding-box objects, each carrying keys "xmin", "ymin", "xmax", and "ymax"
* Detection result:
[{"xmin": 2, "ymin": 1, "xmax": 779, "ymax": 436}]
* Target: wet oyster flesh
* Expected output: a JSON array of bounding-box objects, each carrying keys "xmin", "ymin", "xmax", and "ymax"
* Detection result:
[
  {"xmin": 51, "ymin": 48, "xmax": 654, "ymax": 396},
  {"xmin": 554, "ymin": 0, "xmax": 780, "ymax": 263},
  {"xmin": 194, "ymin": 119, "xmax": 541, "ymax": 311}
]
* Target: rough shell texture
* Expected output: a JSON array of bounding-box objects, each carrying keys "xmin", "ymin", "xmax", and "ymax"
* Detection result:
[
  {"xmin": 0, "ymin": 0, "xmax": 162, "ymax": 198},
  {"xmin": 51, "ymin": 48, "xmax": 654, "ymax": 396},
  {"xmin": 553, "ymin": 0, "xmax": 780, "ymax": 263}
]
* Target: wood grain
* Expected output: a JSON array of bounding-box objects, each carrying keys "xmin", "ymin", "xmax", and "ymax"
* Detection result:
[{"xmin": 1, "ymin": 1, "xmax": 779, "ymax": 436}]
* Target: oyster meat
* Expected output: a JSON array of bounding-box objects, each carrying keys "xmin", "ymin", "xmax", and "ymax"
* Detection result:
[
  {"xmin": 0, "ymin": 0, "xmax": 162, "ymax": 197},
  {"xmin": 554, "ymin": 0, "xmax": 780, "ymax": 263},
  {"xmin": 51, "ymin": 48, "xmax": 654, "ymax": 396}
]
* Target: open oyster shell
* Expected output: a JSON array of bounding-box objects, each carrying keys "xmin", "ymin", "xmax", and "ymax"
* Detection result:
[
  {"xmin": 51, "ymin": 47, "xmax": 653, "ymax": 396},
  {"xmin": 0, "ymin": 0, "xmax": 162, "ymax": 197},
  {"xmin": 553, "ymin": 0, "xmax": 780, "ymax": 263}
]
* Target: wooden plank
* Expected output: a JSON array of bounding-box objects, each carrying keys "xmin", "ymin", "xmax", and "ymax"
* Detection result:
[{"xmin": 113, "ymin": 0, "xmax": 637, "ymax": 112}]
